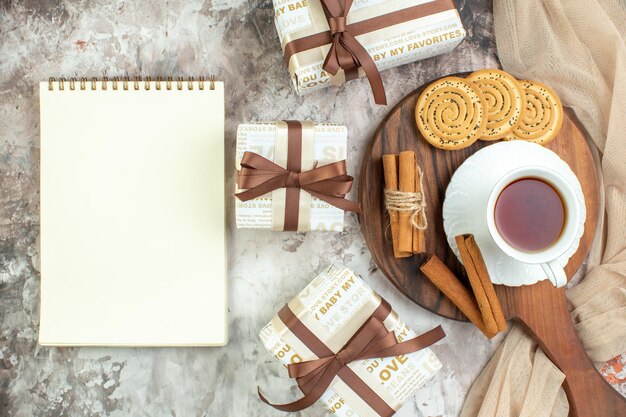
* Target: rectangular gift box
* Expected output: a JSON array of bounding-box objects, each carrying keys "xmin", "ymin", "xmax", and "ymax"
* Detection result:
[
  {"xmin": 236, "ymin": 121, "xmax": 350, "ymax": 231},
  {"xmin": 260, "ymin": 264, "xmax": 443, "ymax": 417},
  {"xmin": 273, "ymin": 0, "xmax": 466, "ymax": 97}
]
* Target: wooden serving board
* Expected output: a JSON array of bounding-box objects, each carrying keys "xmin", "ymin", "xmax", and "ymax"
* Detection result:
[{"xmin": 358, "ymin": 76, "xmax": 626, "ymax": 417}]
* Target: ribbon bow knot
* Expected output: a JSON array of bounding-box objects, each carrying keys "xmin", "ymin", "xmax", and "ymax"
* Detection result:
[
  {"xmin": 259, "ymin": 312, "xmax": 445, "ymax": 412},
  {"xmin": 285, "ymin": 171, "xmax": 300, "ymax": 188},
  {"xmin": 236, "ymin": 151, "xmax": 361, "ymax": 214},
  {"xmin": 335, "ymin": 348, "xmax": 351, "ymax": 368},
  {"xmin": 328, "ymin": 16, "xmax": 347, "ymax": 35},
  {"xmin": 320, "ymin": 0, "xmax": 386, "ymax": 104}
]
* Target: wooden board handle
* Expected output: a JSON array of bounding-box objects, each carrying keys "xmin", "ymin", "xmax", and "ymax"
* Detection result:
[{"xmin": 510, "ymin": 281, "xmax": 626, "ymax": 417}]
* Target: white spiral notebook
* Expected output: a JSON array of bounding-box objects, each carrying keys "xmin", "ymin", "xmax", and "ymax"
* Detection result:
[{"xmin": 39, "ymin": 77, "xmax": 227, "ymax": 346}]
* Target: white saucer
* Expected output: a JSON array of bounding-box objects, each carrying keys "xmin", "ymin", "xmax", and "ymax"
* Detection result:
[{"xmin": 442, "ymin": 141, "xmax": 586, "ymax": 286}]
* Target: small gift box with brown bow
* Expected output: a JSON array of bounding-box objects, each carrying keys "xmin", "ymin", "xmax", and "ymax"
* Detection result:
[
  {"xmin": 235, "ymin": 121, "xmax": 360, "ymax": 232},
  {"xmin": 258, "ymin": 264, "xmax": 445, "ymax": 416},
  {"xmin": 273, "ymin": 0, "xmax": 466, "ymax": 104}
]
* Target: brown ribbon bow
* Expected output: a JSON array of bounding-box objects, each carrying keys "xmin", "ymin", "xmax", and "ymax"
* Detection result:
[
  {"xmin": 320, "ymin": 0, "xmax": 386, "ymax": 105},
  {"xmin": 283, "ymin": 0, "xmax": 458, "ymax": 105},
  {"xmin": 236, "ymin": 151, "xmax": 361, "ymax": 214},
  {"xmin": 258, "ymin": 315, "xmax": 445, "ymax": 412}
]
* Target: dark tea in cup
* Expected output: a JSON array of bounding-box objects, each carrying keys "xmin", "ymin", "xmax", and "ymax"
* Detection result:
[
  {"xmin": 494, "ymin": 178, "xmax": 565, "ymax": 252},
  {"xmin": 486, "ymin": 165, "xmax": 582, "ymax": 288}
]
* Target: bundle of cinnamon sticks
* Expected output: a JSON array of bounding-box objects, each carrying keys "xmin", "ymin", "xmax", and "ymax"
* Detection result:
[
  {"xmin": 383, "ymin": 151, "xmax": 426, "ymax": 257},
  {"xmin": 420, "ymin": 234, "xmax": 507, "ymax": 338}
]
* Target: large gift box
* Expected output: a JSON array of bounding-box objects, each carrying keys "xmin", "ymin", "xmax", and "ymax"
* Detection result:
[
  {"xmin": 273, "ymin": 0, "xmax": 466, "ymax": 104},
  {"xmin": 235, "ymin": 121, "xmax": 360, "ymax": 232},
  {"xmin": 259, "ymin": 264, "xmax": 445, "ymax": 416}
]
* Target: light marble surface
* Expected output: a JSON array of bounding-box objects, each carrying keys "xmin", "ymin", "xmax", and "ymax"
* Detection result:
[{"xmin": 4, "ymin": 1, "xmax": 611, "ymax": 416}]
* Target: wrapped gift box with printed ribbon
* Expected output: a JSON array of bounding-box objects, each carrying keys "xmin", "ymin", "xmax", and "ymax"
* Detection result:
[
  {"xmin": 235, "ymin": 121, "xmax": 360, "ymax": 232},
  {"xmin": 274, "ymin": 0, "xmax": 466, "ymax": 104},
  {"xmin": 258, "ymin": 264, "xmax": 445, "ymax": 416}
]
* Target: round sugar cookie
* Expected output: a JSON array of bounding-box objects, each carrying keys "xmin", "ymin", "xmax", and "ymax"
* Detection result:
[
  {"xmin": 466, "ymin": 69, "xmax": 525, "ymax": 140},
  {"xmin": 504, "ymin": 80, "xmax": 563, "ymax": 145},
  {"xmin": 415, "ymin": 76, "xmax": 487, "ymax": 150}
]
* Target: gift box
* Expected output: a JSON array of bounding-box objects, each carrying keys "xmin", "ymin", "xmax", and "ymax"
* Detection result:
[
  {"xmin": 273, "ymin": 0, "xmax": 466, "ymax": 104},
  {"xmin": 259, "ymin": 264, "xmax": 445, "ymax": 416},
  {"xmin": 235, "ymin": 121, "xmax": 360, "ymax": 232}
]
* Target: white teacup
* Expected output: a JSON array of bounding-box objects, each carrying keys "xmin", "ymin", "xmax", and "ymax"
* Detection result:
[{"xmin": 486, "ymin": 166, "xmax": 582, "ymax": 288}]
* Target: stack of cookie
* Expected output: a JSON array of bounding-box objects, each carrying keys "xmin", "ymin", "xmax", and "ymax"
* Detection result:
[{"xmin": 415, "ymin": 69, "xmax": 563, "ymax": 150}]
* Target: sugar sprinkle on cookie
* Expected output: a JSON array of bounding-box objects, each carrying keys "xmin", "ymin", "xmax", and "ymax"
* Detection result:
[
  {"xmin": 503, "ymin": 80, "xmax": 563, "ymax": 145},
  {"xmin": 415, "ymin": 76, "xmax": 487, "ymax": 150},
  {"xmin": 467, "ymin": 69, "xmax": 525, "ymax": 141}
]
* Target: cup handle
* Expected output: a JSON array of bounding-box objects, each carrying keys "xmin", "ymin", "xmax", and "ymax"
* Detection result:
[{"xmin": 541, "ymin": 261, "xmax": 567, "ymax": 288}]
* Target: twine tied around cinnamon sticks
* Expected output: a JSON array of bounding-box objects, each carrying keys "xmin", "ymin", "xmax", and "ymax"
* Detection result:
[
  {"xmin": 384, "ymin": 167, "xmax": 428, "ymax": 231},
  {"xmin": 382, "ymin": 151, "xmax": 427, "ymax": 256}
]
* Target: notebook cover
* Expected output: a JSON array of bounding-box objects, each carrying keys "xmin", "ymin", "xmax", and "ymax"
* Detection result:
[{"xmin": 38, "ymin": 79, "xmax": 227, "ymax": 346}]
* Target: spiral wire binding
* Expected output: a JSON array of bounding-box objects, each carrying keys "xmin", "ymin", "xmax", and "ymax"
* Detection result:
[{"xmin": 48, "ymin": 76, "xmax": 216, "ymax": 91}]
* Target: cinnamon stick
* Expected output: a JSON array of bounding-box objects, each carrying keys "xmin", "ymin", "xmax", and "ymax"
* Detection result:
[
  {"xmin": 463, "ymin": 235, "xmax": 507, "ymax": 332},
  {"xmin": 398, "ymin": 151, "xmax": 415, "ymax": 253},
  {"xmin": 455, "ymin": 235, "xmax": 500, "ymax": 336},
  {"xmin": 383, "ymin": 155, "xmax": 410, "ymax": 258},
  {"xmin": 420, "ymin": 255, "xmax": 497, "ymax": 338},
  {"xmin": 413, "ymin": 161, "xmax": 426, "ymax": 253}
]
